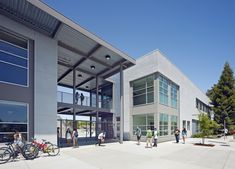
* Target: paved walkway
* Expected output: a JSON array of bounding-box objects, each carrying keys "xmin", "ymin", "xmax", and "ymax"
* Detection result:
[{"xmin": 1, "ymin": 136, "xmax": 235, "ymax": 169}]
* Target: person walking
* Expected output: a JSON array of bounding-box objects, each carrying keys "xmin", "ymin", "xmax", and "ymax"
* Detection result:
[
  {"xmin": 72, "ymin": 128, "xmax": 79, "ymax": 147},
  {"xmin": 135, "ymin": 126, "xmax": 142, "ymax": 145},
  {"xmin": 174, "ymin": 128, "xmax": 180, "ymax": 143},
  {"xmin": 146, "ymin": 128, "xmax": 153, "ymax": 148},
  {"xmin": 182, "ymin": 128, "xmax": 187, "ymax": 144},
  {"xmin": 153, "ymin": 128, "xmax": 158, "ymax": 147}
]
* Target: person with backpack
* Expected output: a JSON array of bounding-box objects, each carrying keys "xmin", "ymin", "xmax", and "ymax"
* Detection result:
[
  {"xmin": 135, "ymin": 126, "xmax": 142, "ymax": 145},
  {"xmin": 146, "ymin": 128, "xmax": 153, "ymax": 148},
  {"xmin": 174, "ymin": 128, "xmax": 180, "ymax": 143},
  {"xmin": 72, "ymin": 128, "xmax": 79, "ymax": 147}
]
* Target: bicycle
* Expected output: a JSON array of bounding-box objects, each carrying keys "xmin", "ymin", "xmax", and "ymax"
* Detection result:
[
  {"xmin": 31, "ymin": 138, "xmax": 60, "ymax": 157},
  {"xmin": 0, "ymin": 142, "xmax": 36, "ymax": 164}
]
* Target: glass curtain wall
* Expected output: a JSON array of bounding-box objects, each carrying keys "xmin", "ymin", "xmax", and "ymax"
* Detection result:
[
  {"xmin": 133, "ymin": 75, "xmax": 154, "ymax": 106},
  {"xmin": 170, "ymin": 115, "xmax": 178, "ymax": 135},
  {"xmin": 0, "ymin": 31, "xmax": 28, "ymax": 86},
  {"xmin": 159, "ymin": 113, "xmax": 169, "ymax": 136},
  {"xmin": 133, "ymin": 114, "xmax": 154, "ymax": 135},
  {"xmin": 159, "ymin": 76, "xmax": 168, "ymax": 105},
  {"xmin": 0, "ymin": 100, "xmax": 28, "ymax": 143}
]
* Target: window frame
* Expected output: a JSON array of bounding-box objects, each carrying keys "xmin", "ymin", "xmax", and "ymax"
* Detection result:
[
  {"xmin": 0, "ymin": 100, "xmax": 29, "ymax": 143},
  {"xmin": 0, "ymin": 37, "xmax": 29, "ymax": 87}
]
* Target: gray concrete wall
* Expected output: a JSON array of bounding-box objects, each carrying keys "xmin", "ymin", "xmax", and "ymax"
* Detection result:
[
  {"xmin": 115, "ymin": 49, "xmax": 210, "ymax": 140},
  {"xmin": 0, "ymin": 15, "xmax": 58, "ymax": 143}
]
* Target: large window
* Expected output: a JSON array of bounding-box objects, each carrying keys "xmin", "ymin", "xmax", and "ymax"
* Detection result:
[
  {"xmin": 0, "ymin": 100, "xmax": 28, "ymax": 143},
  {"xmin": 159, "ymin": 76, "xmax": 168, "ymax": 105},
  {"xmin": 133, "ymin": 114, "xmax": 154, "ymax": 135},
  {"xmin": 0, "ymin": 31, "xmax": 28, "ymax": 86},
  {"xmin": 170, "ymin": 83, "xmax": 178, "ymax": 109},
  {"xmin": 159, "ymin": 113, "xmax": 168, "ymax": 136},
  {"xmin": 171, "ymin": 115, "xmax": 178, "ymax": 135},
  {"xmin": 133, "ymin": 75, "xmax": 154, "ymax": 106}
]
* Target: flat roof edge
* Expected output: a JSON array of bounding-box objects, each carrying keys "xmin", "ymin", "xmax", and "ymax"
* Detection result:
[{"xmin": 27, "ymin": 0, "xmax": 136, "ymax": 65}]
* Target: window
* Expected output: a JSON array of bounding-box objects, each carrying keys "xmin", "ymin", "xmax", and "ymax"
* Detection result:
[
  {"xmin": 133, "ymin": 114, "xmax": 154, "ymax": 135},
  {"xmin": 133, "ymin": 75, "xmax": 154, "ymax": 106},
  {"xmin": 170, "ymin": 83, "xmax": 178, "ymax": 109},
  {"xmin": 0, "ymin": 100, "xmax": 28, "ymax": 143},
  {"xmin": 159, "ymin": 113, "xmax": 168, "ymax": 136},
  {"xmin": 171, "ymin": 115, "xmax": 178, "ymax": 135},
  {"xmin": 187, "ymin": 121, "xmax": 190, "ymax": 130},
  {"xmin": 159, "ymin": 76, "xmax": 168, "ymax": 105},
  {"xmin": 0, "ymin": 31, "xmax": 28, "ymax": 86}
]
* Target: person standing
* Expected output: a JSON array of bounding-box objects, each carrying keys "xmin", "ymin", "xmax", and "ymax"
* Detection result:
[
  {"xmin": 75, "ymin": 92, "xmax": 79, "ymax": 104},
  {"xmin": 182, "ymin": 128, "xmax": 187, "ymax": 144},
  {"xmin": 65, "ymin": 128, "xmax": 72, "ymax": 146},
  {"xmin": 146, "ymin": 128, "xmax": 153, "ymax": 148},
  {"xmin": 72, "ymin": 128, "xmax": 79, "ymax": 147},
  {"xmin": 174, "ymin": 128, "xmax": 180, "ymax": 143},
  {"xmin": 80, "ymin": 93, "xmax": 84, "ymax": 106},
  {"xmin": 153, "ymin": 128, "xmax": 158, "ymax": 147},
  {"xmin": 135, "ymin": 126, "xmax": 142, "ymax": 145}
]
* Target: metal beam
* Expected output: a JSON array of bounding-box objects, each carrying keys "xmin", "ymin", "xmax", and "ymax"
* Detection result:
[
  {"xmin": 57, "ymin": 42, "xmax": 101, "ymax": 82},
  {"xmin": 58, "ymin": 61, "xmax": 96, "ymax": 76},
  {"xmin": 51, "ymin": 21, "xmax": 62, "ymax": 38},
  {"xmin": 75, "ymin": 77, "xmax": 94, "ymax": 88}
]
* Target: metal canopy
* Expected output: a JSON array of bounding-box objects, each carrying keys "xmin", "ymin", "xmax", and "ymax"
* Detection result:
[{"xmin": 0, "ymin": 0, "xmax": 135, "ymax": 90}]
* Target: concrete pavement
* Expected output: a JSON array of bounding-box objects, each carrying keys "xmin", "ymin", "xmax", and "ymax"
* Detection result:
[{"xmin": 1, "ymin": 136, "xmax": 235, "ymax": 169}]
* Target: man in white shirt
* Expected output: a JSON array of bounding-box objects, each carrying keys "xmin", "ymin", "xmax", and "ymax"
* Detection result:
[{"xmin": 96, "ymin": 131, "xmax": 105, "ymax": 146}]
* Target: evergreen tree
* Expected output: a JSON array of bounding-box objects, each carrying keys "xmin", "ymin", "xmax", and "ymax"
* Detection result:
[{"xmin": 207, "ymin": 62, "xmax": 235, "ymax": 131}]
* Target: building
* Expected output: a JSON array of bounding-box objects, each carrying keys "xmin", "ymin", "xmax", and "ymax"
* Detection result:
[
  {"xmin": 0, "ymin": 0, "xmax": 135, "ymax": 144},
  {"xmin": 113, "ymin": 50, "xmax": 211, "ymax": 141}
]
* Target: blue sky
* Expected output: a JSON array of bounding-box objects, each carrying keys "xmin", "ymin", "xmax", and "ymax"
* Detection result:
[{"xmin": 44, "ymin": 0, "xmax": 235, "ymax": 93}]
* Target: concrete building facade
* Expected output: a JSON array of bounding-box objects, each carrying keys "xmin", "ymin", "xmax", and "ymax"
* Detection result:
[
  {"xmin": 0, "ymin": 0, "xmax": 135, "ymax": 144},
  {"xmin": 113, "ymin": 50, "xmax": 211, "ymax": 142}
]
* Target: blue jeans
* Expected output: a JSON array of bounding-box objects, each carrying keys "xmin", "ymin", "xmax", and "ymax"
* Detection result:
[{"xmin": 175, "ymin": 135, "xmax": 179, "ymax": 143}]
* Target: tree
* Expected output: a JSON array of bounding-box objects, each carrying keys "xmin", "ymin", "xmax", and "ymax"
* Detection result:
[
  {"xmin": 198, "ymin": 113, "xmax": 220, "ymax": 144},
  {"xmin": 207, "ymin": 62, "xmax": 235, "ymax": 131}
]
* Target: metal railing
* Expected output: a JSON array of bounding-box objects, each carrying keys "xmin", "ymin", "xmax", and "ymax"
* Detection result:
[{"xmin": 57, "ymin": 91, "xmax": 112, "ymax": 109}]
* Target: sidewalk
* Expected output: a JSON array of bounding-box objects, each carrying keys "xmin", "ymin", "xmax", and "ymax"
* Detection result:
[{"xmin": 1, "ymin": 137, "xmax": 235, "ymax": 169}]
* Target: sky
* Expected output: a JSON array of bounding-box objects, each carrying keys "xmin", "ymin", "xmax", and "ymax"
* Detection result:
[{"xmin": 44, "ymin": 0, "xmax": 235, "ymax": 93}]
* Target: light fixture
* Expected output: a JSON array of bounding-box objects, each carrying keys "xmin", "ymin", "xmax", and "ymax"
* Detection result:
[
  {"xmin": 78, "ymin": 74, "xmax": 82, "ymax": 77},
  {"xmin": 85, "ymin": 86, "xmax": 89, "ymax": 89},
  {"xmin": 90, "ymin": 65, "xmax": 95, "ymax": 70},
  {"xmin": 105, "ymin": 55, "xmax": 111, "ymax": 60}
]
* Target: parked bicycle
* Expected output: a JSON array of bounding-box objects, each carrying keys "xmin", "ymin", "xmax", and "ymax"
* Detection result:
[
  {"xmin": 0, "ymin": 142, "xmax": 36, "ymax": 164},
  {"xmin": 30, "ymin": 138, "xmax": 60, "ymax": 157}
]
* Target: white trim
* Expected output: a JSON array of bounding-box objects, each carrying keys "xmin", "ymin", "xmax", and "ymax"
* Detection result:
[
  {"xmin": 0, "ymin": 49, "xmax": 28, "ymax": 60},
  {"xmin": 0, "ymin": 60, "xmax": 27, "ymax": 69},
  {"xmin": 0, "ymin": 39, "xmax": 27, "ymax": 50}
]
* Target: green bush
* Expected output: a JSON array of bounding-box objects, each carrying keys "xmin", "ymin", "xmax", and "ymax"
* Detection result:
[{"xmin": 191, "ymin": 133, "xmax": 204, "ymax": 138}]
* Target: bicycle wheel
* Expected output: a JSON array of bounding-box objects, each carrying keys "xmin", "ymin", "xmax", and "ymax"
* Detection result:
[
  {"xmin": 23, "ymin": 143, "xmax": 39, "ymax": 160},
  {"xmin": 46, "ymin": 143, "xmax": 60, "ymax": 156},
  {"xmin": 0, "ymin": 147, "xmax": 11, "ymax": 164}
]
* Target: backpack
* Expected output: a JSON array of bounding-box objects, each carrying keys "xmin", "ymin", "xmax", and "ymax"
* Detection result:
[
  {"xmin": 74, "ymin": 131, "xmax": 78, "ymax": 137},
  {"xmin": 147, "ymin": 130, "xmax": 152, "ymax": 138}
]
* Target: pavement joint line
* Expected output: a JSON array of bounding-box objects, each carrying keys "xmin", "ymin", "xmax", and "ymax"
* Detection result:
[{"xmin": 221, "ymin": 150, "xmax": 231, "ymax": 169}]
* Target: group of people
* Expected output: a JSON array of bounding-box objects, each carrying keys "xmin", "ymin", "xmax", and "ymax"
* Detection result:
[
  {"xmin": 135, "ymin": 127, "xmax": 158, "ymax": 148},
  {"xmin": 75, "ymin": 92, "xmax": 85, "ymax": 105},
  {"xmin": 135, "ymin": 127, "xmax": 188, "ymax": 147},
  {"xmin": 65, "ymin": 128, "xmax": 79, "ymax": 147},
  {"xmin": 174, "ymin": 127, "xmax": 187, "ymax": 144}
]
